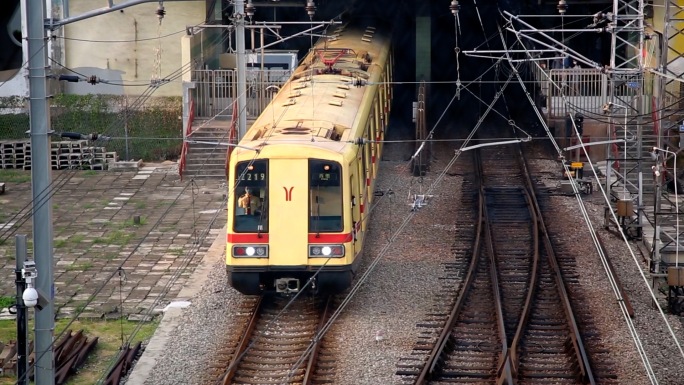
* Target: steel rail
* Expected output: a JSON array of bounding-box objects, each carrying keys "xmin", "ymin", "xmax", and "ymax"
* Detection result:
[
  {"xmin": 516, "ymin": 142, "xmax": 597, "ymax": 385},
  {"xmin": 222, "ymin": 295, "xmax": 264, "ymax": 385},
  {"xmin": 302, "ymin": 296, "xmax": 334, "ymax": 385},
  {"xmin": 482, "ymin": 187, "xmax": 514, "ymax": 385},
  {"xmin": 413, "ymin": 161, "xmax": 486, "ymax": 384},
  {"xmin": 496, "ymin": 187, "xmax": 540, "ymax": 384}
]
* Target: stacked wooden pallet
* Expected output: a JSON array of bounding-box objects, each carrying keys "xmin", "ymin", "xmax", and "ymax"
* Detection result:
[{"xmin": 0, "ymin": 139, "xmax": 118, "ymax": 170}]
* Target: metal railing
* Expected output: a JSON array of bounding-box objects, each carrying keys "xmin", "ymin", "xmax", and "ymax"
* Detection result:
[
  {"xmin": 191, "ymin": 69, "xmax": 292, "ymax": 120},
  {"xmin": 538, "ymin": 68, "xmax": 648, "ymax": 118},
  {"xmin": 179, "ymin": 98, "xmax": 195, "ymax": 180}
]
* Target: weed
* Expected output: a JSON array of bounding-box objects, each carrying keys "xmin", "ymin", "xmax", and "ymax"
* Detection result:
[
  {"xmin": 66, "ymin": 262, "xmax": 94, "ymax": 272},
  {"xmin": 134, "ymin": 201, "xmax": 147, "ymax": 210},
  {"xmin": 121, "ymin": 217, "xmax": 147, "ymax": 228},
  {"xmin": 93, "ymin": 230, "xmax": 132, "ymax": 246},
  {"xmin": 0, "ymin": 296, "xmax": 14, "ymax": 309},
  {"xmin": 83, "ymin": 170, "xmax": 98, "ymax": 177},
  {"xmin": 0, "ymin": 170, "xmax": 30, "ymax": 183},
  {"xmin": 71, "ymin": 234, "xmax": 86, "ymax": 244},
  {"xmin": 54, "ymin": 239, "xmax": 68, "ymax": 248}
]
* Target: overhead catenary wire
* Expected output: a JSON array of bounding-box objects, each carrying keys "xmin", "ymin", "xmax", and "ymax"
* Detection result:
[{"xmin": 506, "ymin": 21, "xmax": 684, "ymax": 384}]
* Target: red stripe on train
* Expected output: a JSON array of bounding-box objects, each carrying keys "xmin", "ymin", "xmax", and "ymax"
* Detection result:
[
  {"xmin": 308, "ymin": 233, "xmax": 353, "ymax": 243},
  {"xmin": 227, "ymin": 233, "xmax": 269, "ymax": 243}
]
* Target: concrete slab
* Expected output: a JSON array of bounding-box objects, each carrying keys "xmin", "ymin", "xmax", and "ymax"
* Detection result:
[
  {"xmin": 0, "ymin": 164, "xmax": 226, "ymax": 318},
  {"xmin": 125, "ymin": 224, "xmax": 226, "ymax": 385}
]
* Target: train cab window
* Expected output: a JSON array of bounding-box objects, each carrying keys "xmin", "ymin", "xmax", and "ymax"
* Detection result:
[
  {"xmin": 309, "ymin": 160, "xmax": 343, "ymax": 232},
  {"xmin": 234, "ymin": 160, "xmax": 269, "ymax": 233}
]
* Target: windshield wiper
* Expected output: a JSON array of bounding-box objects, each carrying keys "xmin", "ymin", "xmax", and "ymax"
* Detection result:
[
  {"xmin": 257, "ymin": 199, "xmax": 265, "ymax": 238},
  {"xmin": 314, "ymin": 190, "xmax": 321, "ymax": 238}
]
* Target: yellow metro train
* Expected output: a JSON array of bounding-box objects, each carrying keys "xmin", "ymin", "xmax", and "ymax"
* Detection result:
[{"xmin": 226, "ymin": 19, "xmax": 393, "ymax": 295}]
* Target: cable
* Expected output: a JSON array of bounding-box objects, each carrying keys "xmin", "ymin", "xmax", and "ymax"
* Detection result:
[
  {"xmin": 0, "ymin": 28, "xmax": 233, "ymax": 247},
  {"xmin": 508, "ymin": 23, "xmax": 683, "ymax": 384},
  {"xmin": 58, "ymin": 28, "xmax": 188, "ymax": 43},
  {"xmin": 10, "ymin": 30, "xmax": 237, "ymax": 385}
]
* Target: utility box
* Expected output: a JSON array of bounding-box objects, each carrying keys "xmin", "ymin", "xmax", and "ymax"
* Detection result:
[
  {"xmin": 617, "ymin": 198, "xmax": 633, "ymax": 217},
  {"xmin": 570, "ymin": 162, "xmax": 584, "ymax": 179},
  {"xmin": 668, "ymin": 266, "xmax": 684, "ymax": 286}
]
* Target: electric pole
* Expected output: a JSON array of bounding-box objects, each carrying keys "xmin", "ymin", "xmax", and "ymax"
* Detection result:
[{"xmin": 23, "ymin": 0, "xmax": 55, "ymax": 382}]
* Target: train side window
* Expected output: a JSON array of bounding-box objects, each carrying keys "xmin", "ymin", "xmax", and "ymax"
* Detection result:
[
  {"xmin": 234, "ymin": 160, "xmax": 269, "ymax": 233},
  {"xmin": 309, "ymin": 160, "xmax": 343, "ymax": 232}
]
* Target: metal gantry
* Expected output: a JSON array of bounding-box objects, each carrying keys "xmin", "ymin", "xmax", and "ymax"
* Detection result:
[
  {"xmin": 602, "ymin": 0, "xmax": 646, "ymax": 241},
  {"xmin": 652, "ymin": 1, "xmax": 684, "ymax": 272}
]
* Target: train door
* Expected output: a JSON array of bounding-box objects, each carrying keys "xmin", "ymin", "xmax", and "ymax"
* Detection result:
[{"xmin": 351, "ymin": 160, "xmax": 362, "ymax": 256}]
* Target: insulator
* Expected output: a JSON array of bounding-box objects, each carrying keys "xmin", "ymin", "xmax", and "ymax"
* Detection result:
[
  {"xmin": 557, "ymin": 0, "xmax": 567, "ymax": 15},
  {"xmin": 305, "ymin": 1, "xmax": 316, "ymax": 19},
  {"xmin": 87, "ymin": 75, "xmax": 98, "ymax": 85},
  {"xmin": 156, "ymin": 3, "xmax": 166, "ymax": 20},
  {"xmin": 245, "ymin": 0, "xmax": 255, "ymax": 19},
  {"xmin": 449, "ymin": 0, "xmax": 460, "ymax": 16}
]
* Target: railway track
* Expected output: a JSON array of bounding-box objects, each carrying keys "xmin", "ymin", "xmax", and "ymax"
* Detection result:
[
  {"xmin": 398, "ymin": 140, "xmax": 610, "ymax": 384},
  {"xmin": 218, "ymin": 294, "xmax": 333, "ymax": 385}
]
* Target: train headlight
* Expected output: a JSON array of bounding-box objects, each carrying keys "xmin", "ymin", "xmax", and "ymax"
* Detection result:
[
  {"xmin": 309, "ymin": 244, "xmax": 345, "ymax": 258},
  {"xmin": 232, "ymin": 245, "xmax": 268, "ymax": 258}
]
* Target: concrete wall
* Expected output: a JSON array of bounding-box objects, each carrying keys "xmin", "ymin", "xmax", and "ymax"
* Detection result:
[{"xmin": 63, "ymin": 1, "xmax": 205, "ymax": 97}]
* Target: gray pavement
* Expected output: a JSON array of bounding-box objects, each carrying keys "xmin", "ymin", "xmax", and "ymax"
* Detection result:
[{"xmin": 0, "ymin": 163, "xmax": 226, "ymax": 320}]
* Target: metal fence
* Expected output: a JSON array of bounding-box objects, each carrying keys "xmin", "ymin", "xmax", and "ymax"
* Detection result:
[
  {"xmin": 540, "ymin": 68, "xmax": 650, "ymax": 118},
  {"xmin": 191, "ymin": 69, "xmax": 292, "ymax": 120}
]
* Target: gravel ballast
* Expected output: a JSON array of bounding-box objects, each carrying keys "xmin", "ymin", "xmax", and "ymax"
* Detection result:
[{"xmin": 126, "ymin": 143, "xmax": 684, "ymax": 385}]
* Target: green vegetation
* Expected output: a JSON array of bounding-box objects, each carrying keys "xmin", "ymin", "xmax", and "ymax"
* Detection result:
[
  {"xmin": 0, "ymin": 296, "xmax": 14, "ymax": 309},
  {"xmin": 66, "ymin": 262, "xmax": 94, "ymax": 272},
  {"xmin": 55, "ymin": 239, "xmax": 68, "ymax": 248},
  {"xmin": 93, "ymin": 230, "xmax": 133, "ymax": 246},
  {"xmin": 0, "ymin": 317, "xmax": 159, "ymax": 385},
  {"xmin": 0, "ymin": 94, "xmax": 183, "ymax": 162},
  {"xmin": 0, "ymin": 170, "xmax": 31, "ymax": 183},
  {"xmin": 121, "ymin": 217, "xmax": 147, "ymax": 228},
  {"xmin": 70, "ymin": 234, "xmax": 86, "ymax": 244},
  {"xmin": 83, "ymin": 170, "xmax": 99, "ymax": 177}
]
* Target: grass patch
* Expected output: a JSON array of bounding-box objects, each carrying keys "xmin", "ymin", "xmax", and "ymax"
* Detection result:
[
  {"xmin": 134, "ymin": 201, "xmax": 147, "ymax": 210},
  {"xmin": 66, "ymin": 262, "xmax": 94, "ymax": 272},
  {"xmin": 93, "ymin": 230, "xmax": 133, "ymax": 246},
  {"xmin": 83, "ymin": 170, "xmax": 98, "ymax": 177},
  {"xmin": 120, "ymin": 217, "xmax": 147, "ymax": 228},
  {"xmin": 55, "ymin": 239, "xmax": 68, "ymax": 248},
  {"xmin": 0, "ymin": 296, "xmax": 14, "ymax": 309},
  {"xmin": 83, "ymin": 203, "xmax": 95, "ymax": 210},
  {"xmin": 0, "ymin": 317, "xmax": 159, "ymax": 385},
  {"xmin": 0, "ymin": 170, "xmax": 30, "ymax": 183},
  {"xmin": 70, "ymin": 234, "xmax": 86, "ymax": 244}
]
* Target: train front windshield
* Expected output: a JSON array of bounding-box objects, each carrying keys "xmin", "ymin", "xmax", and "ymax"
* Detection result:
[
  {"xmin": 234, "ymin": 160, "xmax": 268, "ymax": 232},
  {"xmin": 309, "ymin": 160, "xmax": 343, "ymax": 232}
]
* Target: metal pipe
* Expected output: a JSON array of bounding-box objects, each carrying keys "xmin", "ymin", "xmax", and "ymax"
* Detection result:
[
  {"xmin": 517, "ymin": 28, "xmax": 605, "ymax": 33},
  {"xmin": 15, "ymin": 235, "xmax": 28, "ymax": 385},
  {"xmin": 236, "ymin": 0, "xmax": 247, "ymax": 139}
]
